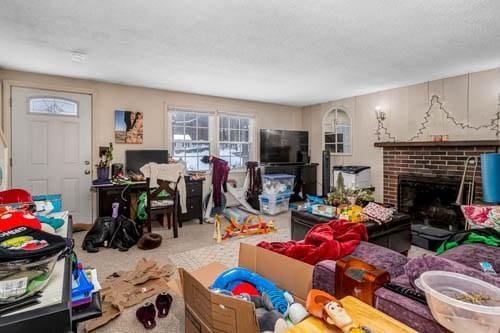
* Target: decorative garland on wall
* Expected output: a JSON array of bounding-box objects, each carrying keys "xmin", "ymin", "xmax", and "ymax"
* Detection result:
[
  {"xmin": 375, "ymin": 94, "xmax": 500, "ymax": 141},
  {"xmin": 375, "ymin": 117, "xmax": 396, "ymax": 142},
  {"xmin": 409, "ymin": 94, "xmax": 500, "ymax": 141}
]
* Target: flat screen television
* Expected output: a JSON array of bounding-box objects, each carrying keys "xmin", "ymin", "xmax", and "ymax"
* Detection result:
[
  {"xmin": 260, "ymin": 129, "xmax": 309, "ymax": 164},
  {"xmin": 125, "ymin": 149, "xmax": 169, "ymax": 175}
]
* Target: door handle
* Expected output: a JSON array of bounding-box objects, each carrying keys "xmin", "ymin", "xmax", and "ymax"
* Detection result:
[
  {"xmin": 84, "ymin": 160, "xmax": 90, "ymax": 165},
  {"xmin": 84, "ymin": 170, "xmax": 91, "ymax": 175}
]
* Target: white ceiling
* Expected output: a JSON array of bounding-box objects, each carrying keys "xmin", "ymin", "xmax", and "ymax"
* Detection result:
[{"xmin": 1, "ymin": 1, "xmax": 500, "ymax": 106}]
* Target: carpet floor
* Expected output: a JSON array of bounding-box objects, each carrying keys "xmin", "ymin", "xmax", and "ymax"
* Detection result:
[
  {"xmin": 73, "ymin": 211, "xmax": 293, "ymax": 332},
  {"xmin": 73, "ymin": 211, "xmax": 431, "ymax": 332}
]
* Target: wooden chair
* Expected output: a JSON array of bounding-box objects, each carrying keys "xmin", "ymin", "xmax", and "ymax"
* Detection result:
[{"xmin": 145, "ymin": 176, "xmax": 181, "ymax": 238}]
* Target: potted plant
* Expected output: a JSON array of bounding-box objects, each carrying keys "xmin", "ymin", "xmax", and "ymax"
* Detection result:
[{"xmin": 96, "ymin": 142, "xmax": 113, "ymax": 180}]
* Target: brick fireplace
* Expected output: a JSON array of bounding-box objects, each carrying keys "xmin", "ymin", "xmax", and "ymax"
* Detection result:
[{"xmin": 375, "ymin": 140, "xmax": 500, "ymax": 208}]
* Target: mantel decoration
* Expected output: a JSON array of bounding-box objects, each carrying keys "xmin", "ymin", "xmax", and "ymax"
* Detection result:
[{"xmin": 374, "ymin": 77, "xmax": 500, "ymax": 142}]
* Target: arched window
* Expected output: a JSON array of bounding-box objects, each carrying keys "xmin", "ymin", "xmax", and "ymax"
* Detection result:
[
  {"xmin": 28, "ymin": 97, "xmax": 79, "ymax": 116},
  {"xmin": 323, "ymin": 108, "xmax": 351, "ymax": 155}
]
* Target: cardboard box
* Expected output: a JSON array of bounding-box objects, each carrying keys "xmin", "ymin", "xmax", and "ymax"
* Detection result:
[{"xmin": 180, "ymin": 243, "xmax": 314, "ymax": 333}]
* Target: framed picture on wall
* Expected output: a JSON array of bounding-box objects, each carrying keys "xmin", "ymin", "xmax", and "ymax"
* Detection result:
[{"xmin": 115, "ymin": 110, "xmax": 144, "ymax": 144}]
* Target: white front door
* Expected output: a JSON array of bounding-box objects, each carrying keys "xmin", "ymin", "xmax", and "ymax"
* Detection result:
[{"xmin": 11, "ymin": 87, "xmax": 92, "ymax": 223}]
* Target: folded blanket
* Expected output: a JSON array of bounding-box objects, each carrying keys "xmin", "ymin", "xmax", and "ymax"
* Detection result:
[{"xmin": 257, "ymin": 220, "xmax": 368, "ymax": 265}]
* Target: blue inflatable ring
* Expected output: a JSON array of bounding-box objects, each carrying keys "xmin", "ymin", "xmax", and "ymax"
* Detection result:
[{"xmin": 211, "ymin": 267, "xmax": 289, "ymax": 314}]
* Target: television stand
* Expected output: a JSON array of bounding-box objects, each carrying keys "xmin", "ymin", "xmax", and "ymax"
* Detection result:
[{"xmin": 262, "ymin": 163, "xmax": 318, "ymax": 202}]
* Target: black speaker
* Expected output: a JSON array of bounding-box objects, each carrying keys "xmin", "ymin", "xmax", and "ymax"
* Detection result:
[{"xmin": 322, "ymin": 150, "xmax": 331, "ymax": 196}]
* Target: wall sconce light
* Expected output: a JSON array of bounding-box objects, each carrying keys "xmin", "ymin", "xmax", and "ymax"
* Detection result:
[{"xmin": 375, "ymin": 106, "xmax": 386, "ymax": 121}]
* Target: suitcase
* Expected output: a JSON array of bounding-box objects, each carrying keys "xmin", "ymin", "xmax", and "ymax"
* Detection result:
[{"xmin": 411, "ymin": 224, "xmax": 453, "ymax": 251}]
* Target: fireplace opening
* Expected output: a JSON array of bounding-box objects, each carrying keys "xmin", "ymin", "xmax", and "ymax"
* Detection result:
[{"xmin": 398, "ymin": 174, "xmax": 466, "ymax": 231}]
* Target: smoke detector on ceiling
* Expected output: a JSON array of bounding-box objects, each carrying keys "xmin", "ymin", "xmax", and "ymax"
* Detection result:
[{"xmin": 71, "ymin": 51, "xmax": 87, "ymax": 63}]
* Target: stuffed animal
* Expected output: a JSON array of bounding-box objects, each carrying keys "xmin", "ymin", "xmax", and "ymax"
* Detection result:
[
  {"xmin": 306, "ymin": 289, "xmax": 361, "ymax": 333},
  {"xmin": 247, "ymin": 293, "xmax": 283, "ymax": 332}
]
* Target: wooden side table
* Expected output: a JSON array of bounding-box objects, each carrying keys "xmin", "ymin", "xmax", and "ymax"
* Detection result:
[
  {"xmin": 340, "ymin": 296, "xmax": 417, "ymax": 333},
  {"xmin": 287, "ymin": 296, "xmax": 417, "ymax": 333}
]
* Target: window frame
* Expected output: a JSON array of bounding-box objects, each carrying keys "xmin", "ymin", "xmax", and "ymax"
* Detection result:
[
  {"xmin": 322, "ymin": 108, "xmax": 352, "ymax": 156},
  {"xmin": 27, "ymin": 96, "xmax": 79, "ymax": 117},
  {"xmin": 218, "ymin": 114, "xmax": 253, "ymax": 170},
  {"xmin": 166, "ymin": 108, "xmax": 254, "ymax": 172},
  {"xmin": 169, "ymin": 109, "xmax": 213, "ymax": 171}
]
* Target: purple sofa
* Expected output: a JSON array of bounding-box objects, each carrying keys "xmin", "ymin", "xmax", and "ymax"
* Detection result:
[{"xmin": 312, "ymin": 242, "xmax": 500, "ymax": 333}]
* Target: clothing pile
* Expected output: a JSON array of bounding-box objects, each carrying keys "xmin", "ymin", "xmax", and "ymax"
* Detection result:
[
  {"xmin": 85, "ymin": 258, "xmax": 175, "ymax": 332},
  {"xmin": 257, "ymin": 219, "xmax": 368, "ymax": 265},
  {"xmin": 82, "ymin": 216, "xmax": 142, "ymax": 253},
  {"xmin": 436, "ymin": 228, "xmax": 500, "ymax": 254},
  {"xmin": 140, "ymin": 162, "xmax": 188, "ymax": 213}
]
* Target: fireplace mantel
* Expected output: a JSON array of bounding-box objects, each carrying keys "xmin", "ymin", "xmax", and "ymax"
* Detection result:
[{"xmin": 375, "ymin": 140, "xmax": 499, "ymax": 148}]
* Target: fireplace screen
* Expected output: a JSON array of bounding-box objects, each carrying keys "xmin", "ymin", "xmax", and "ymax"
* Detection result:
[{"xmin": 398, "ymin": 174, "xmax": 465, "ymax": 231}]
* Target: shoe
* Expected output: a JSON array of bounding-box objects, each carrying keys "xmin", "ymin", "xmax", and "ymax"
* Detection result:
[
  {"xmin": 136, "ymin": 302, "xmax": 156, "ymax": 329},
  {"xmin": 155, "ymin": 292, "xmax": 173, "ymax": 318}
]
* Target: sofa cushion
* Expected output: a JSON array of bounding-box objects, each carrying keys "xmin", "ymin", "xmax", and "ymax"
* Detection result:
[
  {"xmin": 375, "ymin": 274, "xmax": 448, "ymax": 333},
  {"xmin": 312, "ymin": 241, "xmax": 409, "ymax": 295},
  {"xmin": 439, "ymin": 243, "xmax": 500, "ymax": 273},
  {"xmin": 351, "ymin": 241, "xmax": 409, "ymax": 278},
  {"xmin": 376, "ymin": 254, "xmax": 500, "ymax": 332},
  {"xmin": 404, "ymin": 255, "xmax": 500, "ymax": 289}
]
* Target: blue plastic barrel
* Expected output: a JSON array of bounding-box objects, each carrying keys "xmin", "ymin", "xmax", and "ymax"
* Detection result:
[{"xmin": 481, "ymin": 153, "xmax": 500, "ymax": 203}]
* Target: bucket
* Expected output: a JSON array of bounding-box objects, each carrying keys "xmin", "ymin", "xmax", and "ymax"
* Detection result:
[{"xmin": 481, "ymin": 153, "xmax": 500, "ymax": 203}]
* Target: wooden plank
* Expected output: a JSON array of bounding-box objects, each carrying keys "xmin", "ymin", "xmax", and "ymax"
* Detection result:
[{"xmin": 340, "ymin": 296, "xmax": 418, "ymax": 333}]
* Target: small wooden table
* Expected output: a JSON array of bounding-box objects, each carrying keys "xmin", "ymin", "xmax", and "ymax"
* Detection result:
[
  {"xmin": 287, "ymin": 296, "xmax": 416, "ymax": 333},
  {"xmin": 340, "ymin": 296, "xmax": 417, "ymax": 333}
]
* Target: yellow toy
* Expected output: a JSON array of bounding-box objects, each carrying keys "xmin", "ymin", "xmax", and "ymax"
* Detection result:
[
  {"xmin": 337, "ymin": 205, "xmax": 366, "ymax": 223},
  {"xmin": 213, "ymin": 214, "xmax": 222, "ymax": 243},
  {"xmin": 222, "ymin": 215, "xmax": 276, "ymax": 240}
]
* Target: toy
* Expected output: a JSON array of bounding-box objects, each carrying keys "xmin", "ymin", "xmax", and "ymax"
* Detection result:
[
  {"xmin": 222, "ymin": 215, "xmax": 276, "ymax": 240},
  {"xmin": 213, "ymin": 214, "xmax": 222, "ymax": 243},
  {"xmin": 247, "ymin": 293, "xmax": 283, "ymax": 332},
  {"xmin": 306, "ymin": 289, "xmax": 361, "ymax": 333},
  {"xmin": 288, "ymin": 302, "xmax": 309, "ymax": 324},
  {"xmin": 231, "ymin": 281, "xmax": 259, "ymax": 296},
  {"xmin": 211, "ymin": 267, "xmax": 289, "ymax": 314},
  {"xmin": 337, "ymin": 205, "xmax": 366, "ymax": 223}
]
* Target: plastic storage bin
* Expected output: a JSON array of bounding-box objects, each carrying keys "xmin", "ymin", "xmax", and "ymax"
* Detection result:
[
  {"xmin": 259, "ymin": 192, "xmax": 291, "ymax": 216},
  {"xmin": 416, "ymin": 271, "xmax": 500, "ymax": 333},
  {"xmin": 262, "ymin": 174, "xmax": 295, "ymax": 195},
  {"xmin": 0, "ymin": 254, "xmax": 60, "ymax": 304}
]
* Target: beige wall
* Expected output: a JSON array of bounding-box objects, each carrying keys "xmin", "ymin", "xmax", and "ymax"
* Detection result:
[
  {"xmin": 304, "ymin": 67, "xmax": 500, "ymax": 200},
  {"xmin": 0, "ymin": 69, "xmax": 303, "ymax": 179}
]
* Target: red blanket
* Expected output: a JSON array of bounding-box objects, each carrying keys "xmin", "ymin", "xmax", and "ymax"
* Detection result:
[{"xmin": 257, "ymin": 219, "xmax": 368, "ymax": 265}]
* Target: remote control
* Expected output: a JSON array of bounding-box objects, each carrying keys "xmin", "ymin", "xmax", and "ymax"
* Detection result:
[{"xmin": 383, "ymin": 283, "xmax": 428, "ymax": 305}]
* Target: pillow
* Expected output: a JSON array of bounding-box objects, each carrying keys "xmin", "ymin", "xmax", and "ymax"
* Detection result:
[
  {"xmin": 461, "ymin": 205, "xmax": 500, "ymax": 230},
  {"xmin": 404, "ymin": 255, "xmax": 500, "ymax": 290}
]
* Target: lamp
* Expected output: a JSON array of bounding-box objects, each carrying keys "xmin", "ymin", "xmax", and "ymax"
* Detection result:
[{"xmin": 375, "ymin": 106, "xmax": 386, "ymax": 121}]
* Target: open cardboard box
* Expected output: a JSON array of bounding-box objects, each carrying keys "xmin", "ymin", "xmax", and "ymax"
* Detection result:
[{"xmin": 179, "ymin": 243, "xmax": 314, "ymax": 333}]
